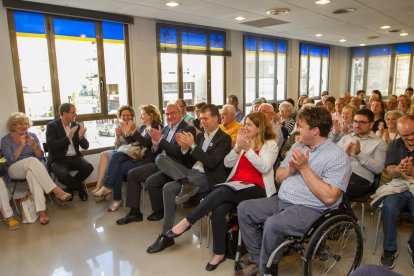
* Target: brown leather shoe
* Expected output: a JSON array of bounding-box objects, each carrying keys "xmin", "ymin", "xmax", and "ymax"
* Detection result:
[{"xmin": 234, "ymin": 263, "xmax": 258, "ymax": 276}]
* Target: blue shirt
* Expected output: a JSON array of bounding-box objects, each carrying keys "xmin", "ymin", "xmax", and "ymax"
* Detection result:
[
  {"xmin": 278, "ymin": 139, "xmax": 352, "ymax": 209},
  {"xmin": 1, "ymin": 132, "xmax": 42, "ymax": 166},
  {"xmin": 385, "ymin": 138, "xmax": 414, "ymax": 167}
]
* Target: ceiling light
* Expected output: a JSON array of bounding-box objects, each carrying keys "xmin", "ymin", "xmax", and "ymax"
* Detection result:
[
  {"xmin": 234, "ymin": 16, "xmax": 246, "ymax": 21},
  {"xmin": 266, "ymin": 8, "xmax": 290, "ymax": 16},
  {"xmin": 380, "ymin": 25, "xmax": 391, "ymax": 29},
  {"xmin": 339, "ymin": 39, "xmax": 347, "ymax": 42},
  {"xmin": 400, "ymin": 32, "xmax": 409, "ymax": 36},
  {"xmin": 315, "ymin": 33, "xmax": 323, "ymax": 37},
  {"xmin": 315, "ymin": 0, "xmax": 331, "ymax": 4},
  {"xmin": 359, "ymin": 44, "xmax": 366, "ymax": 46},
  {"xmin": 165, "ymin": 2, "xmax": 180, "ymax": 7}
]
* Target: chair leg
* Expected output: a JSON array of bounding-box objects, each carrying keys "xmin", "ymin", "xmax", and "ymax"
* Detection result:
[
  {"xmin": 360, "ymin": 202, "xmax": 365, "ymax": 238},
  {"xmin": 206, "ymin": 214, "xmax": 211, "ymax": 248},
  {"xmin": 199, "ymin": 217, "xmax": 203, "ymax": 245},
  {"xmin": 372, "ymin": 208, "xmax": 382, "ymax": 255}
]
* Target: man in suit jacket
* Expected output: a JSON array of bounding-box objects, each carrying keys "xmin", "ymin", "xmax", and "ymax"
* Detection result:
[
  {"xmin": 115, "ymin": 103, "xmax": 195, "ymax": 225},
  {"xmin": 46, "ymin": 103, "xmax": 94, "ymax": 201},
  {"xmin": 146, "ymin": 104, "xmax": 232, "ymax": 254}
]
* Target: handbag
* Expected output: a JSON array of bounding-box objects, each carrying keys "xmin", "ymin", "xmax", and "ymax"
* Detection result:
[
  {"xmin": 117, "ymin": 141, "xmax": 147, "ymax": 161},
  {"xmin": 21, "ymin": 192, "xmax": 39, "ymax": 223}
]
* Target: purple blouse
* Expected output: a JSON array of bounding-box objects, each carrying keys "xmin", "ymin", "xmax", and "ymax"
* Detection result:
[{"xmin": 1, "ymin": 132, "xmax": 42, "ymax": 166}]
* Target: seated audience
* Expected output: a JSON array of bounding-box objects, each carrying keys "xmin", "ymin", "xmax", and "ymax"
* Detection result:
[
  {"xmin": 165, "ymin": 112, "xmax": 277, "ymax": 271},
  {"xmin": 330, "ymin": 104, "xmax": 356, "ymax": 143},
  {"xmin": 376, "ymin": 110, "xmax": 403, "ymax": 144},
  {"xmin": 226, "ymin": 95, "xmax": 244, "ymax": 122},
  {"xmin": 323, "ymin": 96, "xmax": 336, "ymax": 114},
  {"xmin": 192, "ymin": 102, "xmax": 206, "ymax": 134},
  {"xmin": 146, "ymin": 104, "xmax": 231, "ymax": 254},
  {"xmin": 93, "ymin": 105, "xmax": 162, "ymax": 212},
  {"xmin": 176, "ymin": 98, "xmax": 195, "ymax": 123},
  {"xmin": 405, "ymin": 87, "xmax": 413, "ymax": 98},
  {"xmin": 302, "ymin": 97, "xmax": 314, "ymax": 104},
  {"xmin": 91, "ymin": 105, "xmax": 132, "ymax": 194},
  {"xmin": 258, "ymin": 103, "xmax": 284, "ymax": 151},
  {"xmin": 219, "ymin": 104, "xmax": 243, "ymax": 147},
  {"xmin": 386, "ymin": 95, "xmax": 398, "ymax": 112},
  {"xmin": 343, "ymin": 91, "xmax": 351, "ymax": 104},
  {"xmin": 0, "ymin": 176, "xmax": 20, "ymax": 230},
  {"xmin": 46, "ymin": 103, "xmax": 93, "ymax": 201},
  {"xmin": 371, "ymin": 99, "xmax": 386, "ymax": 132},
  {"xmin": 332, "ymin": 97, "xmax": 345, "ymax": 124},
  {"xmin": 115, "ymin": 103, "xmax": 195, "ymax": 225},
  {"xmin": 2, "ymin": 112, "xmax": 72, "ymax": 224},
  {"xmin": 235, "ymin": 107, "xmax": 352, "ymax": 276},
  {"xmin": 379, "ymin": 115, "xmax": 414, "ymax": 269},
  {"xmin": 398, "ymin": 94, "xmax": 411, "ymax": 115},
  {"xmin": 337, "ymin": 109, "xmax": 386, "ymax": 210},
  {"xmin": 351, "ymin": 96, "xmax": 362, "ymax": 110},
  {"xmin": 277, "ymin": 101, "xmax": 295, "ymax": 140}
]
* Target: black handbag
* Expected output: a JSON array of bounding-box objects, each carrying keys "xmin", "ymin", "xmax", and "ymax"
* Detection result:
[{"xmin": 225, "ymin": 212, "xmax": 239, "ymax": 260}]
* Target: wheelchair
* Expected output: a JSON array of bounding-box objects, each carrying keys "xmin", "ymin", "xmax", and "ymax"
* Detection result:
[{"xmin": 234, "ymin": 206, "xmax": 364, "ymax": 276}]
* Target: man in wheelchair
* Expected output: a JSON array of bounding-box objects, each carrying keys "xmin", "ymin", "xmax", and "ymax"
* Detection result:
[{"xmin": 235, "ymin": 107, "xmax": 352, "ymax": 276}]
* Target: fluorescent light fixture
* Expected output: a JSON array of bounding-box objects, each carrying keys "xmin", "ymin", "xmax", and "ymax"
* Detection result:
[
  {"xmin": 359, "ymin": 44, "xmax": 366, "ymax": 46},
  {"xmin": 400, "ymin": 32, "xmax": 409, "ymax": 36},
  {"xmin": 234, "ymin": 16, "xmax": 246, "ymax": 21},
  {"xmin": 339, "ymin": 39, "xmax": 347, "ymax": 42},
  {"xmin": 314, "ymin": 33, "xmax": 323, "ymax": 37},
  {"xmin": 380, "ymin": 25, "xmax": 391, "ymax": 29},
  {"xmin": 315, "ymin": 0, "xmax": 331, "ymax": 4},
  {"xmin": 166, "ymin": 2, "xmax": 180, "ymax": 7}
]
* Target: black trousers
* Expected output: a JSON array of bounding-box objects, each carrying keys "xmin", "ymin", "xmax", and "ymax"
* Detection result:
[
  {"xmin": 50, "ymin": 156, "xmax": 94, "ymax": 191},
  {"xmin": 347, "ymin": 172, "xmax": 371, "ymax": 200},
  {"xmin": 186, "ymin": 185, "xmax": 266, "ymax": 255}
]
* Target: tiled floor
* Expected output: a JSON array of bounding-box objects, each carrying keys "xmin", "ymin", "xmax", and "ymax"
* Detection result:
[{"xmin": 1, "ymin": 193, "xmax": 412, "ymax": 276}]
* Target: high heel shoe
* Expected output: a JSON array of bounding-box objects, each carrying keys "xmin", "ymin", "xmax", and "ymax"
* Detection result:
[
  {"xmin": 57, "ymin": 192, "xmax": 72, "ymax": 203},
  {"xmin": 165, "ymin": 225, "xmax": 191, "ymax": 239},
  {"xmin": 93, "ymin": 186, "xmax": 112, "ymax": 197},
  {"xmin": 91, "ymin": 186, "xmax": 102, "ymax": 194},
  {"xmin": 108, "ymin": 200, "xmax": 123, "ymax": 212},
  {"xmin": 95, "ymin": 192, "xmax": 112, "ymax": 203}
]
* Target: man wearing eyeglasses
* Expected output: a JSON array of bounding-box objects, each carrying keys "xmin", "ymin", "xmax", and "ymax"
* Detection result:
[
  {"xmin": 46, "ymin": 103, "xmax": 94, "ymax": 201},
  {"xmin": 379, "ymin": 115, "xmax": 414, "ymax": 269},
  {"xmin": 176, "ymin": 98, "xmax": 194, "ymax": 124},
  {"xmin": 337, "ymin": 109, "xmax": 387, "ymax": 212}
]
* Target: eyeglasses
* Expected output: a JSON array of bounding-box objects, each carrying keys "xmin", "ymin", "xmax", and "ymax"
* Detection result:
[
  {"xmin": 165, "ymin": 111, "xmax": 179, "ymax": 116},
  {"xmin": 353, "ymin": 120, "xmax": 369, "ymax": 125},
  {"xmin": 68, "ymin": 111, "xmax": 77, "ymax": 114},
  {"xmin": 400, "ymin": 131, "xmax": 414, "ymax": 139}
]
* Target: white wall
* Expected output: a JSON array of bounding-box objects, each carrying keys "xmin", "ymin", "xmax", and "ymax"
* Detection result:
[{"xmin": 0, "ymin": 9, "xmax": 350, "ymax": 183}]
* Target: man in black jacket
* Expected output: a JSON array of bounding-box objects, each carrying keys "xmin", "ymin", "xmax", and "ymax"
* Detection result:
[
  {"xmin": 146, "ymin": 104, "xmax": 232, "ymax": 254},
  {"xmin": 46, "ymin": 103, "xmax": 93, "ymax": 201},
  {"xmin": 115, "ymin": 103, "xmax": 195, "ymax": 225}
]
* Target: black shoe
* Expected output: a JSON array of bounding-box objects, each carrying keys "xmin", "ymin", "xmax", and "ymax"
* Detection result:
[
  {"xmin": 165, "ymin": 225, "xmax": 191, "ymax": 239},
  {"xmin": 116, "ymin": 213, "xmax": 143, "ymax": 225},
  {"xmin": 146, "ymin": 234, "xmax": 175, "ymax": 254},
  {"xmin": 175, "ymin": 181, "xmax": 199, "ymax": 205},
  {"xmin": 380, "ymin": 250, "xmax": 398, "ymax": 269},
  {"xmin": 408, "ymin": 244, "xmax": 414, "ymax": 268},
  {"xmin": 205, "ymin": 257, "xmax": 226, "ymax": 271},
  {"xmin": 78, "ymin": 188, "xmax": 88, "ymax": 201},
  {"xmin": 147, "ymin": 210, "xmax": 164, "ymax": 221}
]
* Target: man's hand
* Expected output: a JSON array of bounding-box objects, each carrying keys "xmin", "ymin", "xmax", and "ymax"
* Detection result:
[
  {"xmin": 149, "ymin": 125, "xmax": 163, "ymax": 142},
  {"xmin": 68, "ymin": 125, "xmax": 78, "ymax": 140},
  {"xmin": 291, "ymin": 148, "xmax": 309, "ymax": 171},
  {"xmin": 177, "ymin": 132, "xmax": 195, "ymax": 147},
  {"xmin": 78, "ymin": 125, "xmax": 87, "ymax": 139},
  {"xmin": 399, "ymin": 156, "xmax": 414, "ymax": 176}
]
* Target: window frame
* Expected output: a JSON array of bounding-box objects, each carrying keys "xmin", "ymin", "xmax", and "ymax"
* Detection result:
[
  {"xmin": 298, "ymin": 42, "xmax": 330, "ymax": 99},
  {"xmin": 7, "ymin": 9, "xmax": 132, "ymax": 153},
  {"xmin": 242, "ymin": 34, "xmax": 287, "ymax": 110},
  {"xmin": 156, "ymin": 23, "xmax": 228, "ymax": 113}
]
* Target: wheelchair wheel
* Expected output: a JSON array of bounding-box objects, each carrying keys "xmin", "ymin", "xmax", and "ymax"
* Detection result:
[{"xmin": 302, "ymin": 215, "xmax": 363, "ymax": 276}]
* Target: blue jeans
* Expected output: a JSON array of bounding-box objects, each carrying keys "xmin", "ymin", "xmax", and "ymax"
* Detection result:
[
  {"xmin": 103, "ymin": 151, "xmax": 147, "ymax": 201},
  {"xmin": 382, "ymin": 191, "xmax": 414, "ymax": 251}
]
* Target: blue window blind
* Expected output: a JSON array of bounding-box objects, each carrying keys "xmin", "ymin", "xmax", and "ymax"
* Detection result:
[
  {"xmin": 352, "ymin": 47, "xmax": 365, "ymax": 58},
  {"xmin": 396, "ymin": 43, "xmax": 412, "ymax": 55},
  {"xmin": 102, "ymin": 21, "xmax": 124, "ymax": 42},
  {"xmin": 53, "ymin": 18, "xmax": 96, "ymax": 41},
  {"xmin": 14, "ymin": 11, "xmax": 46, "ymax": 36}
]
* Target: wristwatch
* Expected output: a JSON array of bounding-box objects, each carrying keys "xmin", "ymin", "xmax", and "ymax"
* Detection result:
[{"xmin": 190, "ymin": 144, "xmax": 196, "ymax": 150}]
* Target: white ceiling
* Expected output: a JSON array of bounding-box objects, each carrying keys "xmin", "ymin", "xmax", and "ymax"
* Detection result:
[{"xmin": 24, "ymin": 0, "xmax": 414, "ymax": 47}]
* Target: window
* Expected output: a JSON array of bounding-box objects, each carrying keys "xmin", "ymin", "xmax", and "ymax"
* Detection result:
[
  {"xmin": 157, "ymin": 24, "xmax": 227, "ymax": 111},
  {"xmin": 349, "ymin": 43, "xmax": 414, "ymax": 96},
  {"xmin": 299, "ymin": 43, "xmax": 330, "ymax": 98},
  {"xmin": 9, "ymin": 10, "xmax": 131, "ymax": 150},
  {"xmin": 244, "ymin": 35, "xmax": 287, "ymax": 107}
]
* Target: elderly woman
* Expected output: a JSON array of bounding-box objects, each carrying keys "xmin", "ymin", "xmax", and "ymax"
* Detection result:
[
  {"xmin": 91, "ymin": 106, "xmax": 134, "ymax": 194},
  {"xmin": 277, "ymin": 101, "xmax": 295, "ymax": 140},
  {"xmin": 398, "ymin": 94, "xmax": 411, "ymax": 115},
  {"xmin": 1, "ymin": 113, "xmax": 72, "ymax": 225},
  {"xmin": 93, "ymin": 105, "xmax": 162, "ymax": 212},
  {"xmin": 376, "ymin": 110, "xmax": 403, "ymax": 144},
  {"xmin": 164, "ymin": 112, "xmax": 278, "ymax": 271}
]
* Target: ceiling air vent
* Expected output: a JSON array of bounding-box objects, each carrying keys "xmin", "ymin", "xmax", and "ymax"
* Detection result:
[
  {"xmin": 333, "ymin": 8, "xmax": 357, "ymax": 14},
  {"xmin": 241, "ymin": 18, "xmax": 288, "ymax": 28},
  {"xmin": 387, "ymin": 29, "xmax": 401, "ymax": 33},
  {"xmin": 367, "ymin": 36, "xmax": 380, "ymax": 40}
]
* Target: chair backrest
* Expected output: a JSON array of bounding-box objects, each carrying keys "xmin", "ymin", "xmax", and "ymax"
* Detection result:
[
  {"xmin": 42, "ymin": 142, "xmax": 49, "ymax": 154},
  {"xmin": 369, "ymin": 173, "xmax": 381, "ymax": 194}
]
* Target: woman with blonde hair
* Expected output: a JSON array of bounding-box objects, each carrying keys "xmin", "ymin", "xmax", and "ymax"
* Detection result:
[
  {"xmin": 164, "ymin": 112, "xmax": 278, "ymax": 271},
  {"xmin": 376, "ymin": 110, "xmax": 403, "ymax": 144},
  {"xmin": 1, "ymin": 112, "xmax": 72, "ymax": 224},
  {"xmin": 93, "ymin": 104, "xmax": 162, "ymax": 212}
]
